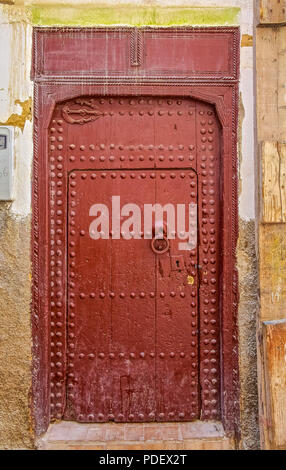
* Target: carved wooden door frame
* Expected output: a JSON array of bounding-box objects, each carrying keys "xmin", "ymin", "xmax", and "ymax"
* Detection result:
[{"xmin": 31, "ymin": 27, "xmax": 240, "ymax": 437}]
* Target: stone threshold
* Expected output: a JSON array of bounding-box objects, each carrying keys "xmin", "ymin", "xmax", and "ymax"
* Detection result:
[{"xmin": 37, "ymin": 420, "xmax": 235, "ymax": 450}]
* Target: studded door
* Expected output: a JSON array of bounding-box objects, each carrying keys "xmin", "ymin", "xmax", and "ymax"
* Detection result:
[{"xmin": 49, "ymin": 96, "xmax": 221, "ymax": 423}]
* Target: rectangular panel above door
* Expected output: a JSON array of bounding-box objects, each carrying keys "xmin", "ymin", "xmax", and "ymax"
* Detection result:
[{"xmin": 32, "ymin": 27, "xmax": 239, "ymax": 80}]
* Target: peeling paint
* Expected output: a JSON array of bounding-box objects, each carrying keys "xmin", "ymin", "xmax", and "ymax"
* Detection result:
[
  {"xmin": 0, "ymin": 98, "xmax": 32, "ymax": 131},
  {"xmin": 30, "ymin": 5, "xmax": 240, "ymax": 26},
  {"xmin": 0, "ymin": 4, "xmax": 33, "ymax": 449},
  {"xmin": 241, "ymin": 34, "xmax": 253, "ymax": 46},
  {"xmin": 1, "ymin": 4, "xmax": 31, "ymax": 24}
]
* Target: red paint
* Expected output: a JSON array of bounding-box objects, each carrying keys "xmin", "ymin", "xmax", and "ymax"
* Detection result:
[
  {"xmin": 31, "ymin": 27, "xmax": 240, "ymax": 436},
  {"xmin": 32, "ymin": 27, "xmax": 238, "ymax": 79},
  {"xmin": 66, "ymin": 165, "xmax": 199, "ymax": 423}
]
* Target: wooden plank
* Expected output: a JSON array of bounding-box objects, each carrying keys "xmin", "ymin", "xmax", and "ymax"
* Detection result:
[
  {"xmin": 256, "ymin": 28, "xmax": 279, "ymax": 142},
  {"xmin": 260, "ymin": 0, "xmax": 286, "ymax": 24},
  {"xmin": 261, "ymin": 320, "xmax": 286, "ymax": 449},
  {"xmin": 279, "ymin": 143, "xmax": 286, "ymax": 222},
  {"xmin": 257, "ymin": 27, "xmax": 286, "ymax": 143},
  {"xmin": 259, "ymin": 224, "xmax": 286, "ymax": 321},
  {"xmin": 278, "ymin": 27, "xmax": 286, "ymax": 141},
  {"xmin": 257, "ymin": 6, "xmax": 286, "ymax": 452},
  {"xmin": 262, "ymin": 142, "xmax": 282, "ymax": 222}
]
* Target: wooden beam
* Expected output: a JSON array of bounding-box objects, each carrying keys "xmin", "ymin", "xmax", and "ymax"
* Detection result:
[
  {"xmin": 256, "ymin": 27, "xmax": 286, "ymax": 143},
  {"xmin": 280, "ymin": 143, "xmax": 286, "ymax": 220},
  {"xmin": 260, "ymin": 320, "xmax": 286, "ymax": 449},
  {"xmin": 256, "ymin": 28, "xmax": 279, "ymax": 142},
  {"xmin": 261, "ymin": 142, "xmax": 286, "ymax": 223},
  {"xmin": 257, "ymin": 5, "xmax": 286, "ymax": 452},
  {"xmin": 278, "ymin": 28, "xmax": 286, "ymax": 141},
  {"xmin": 260, "ymin": 0, "xmax": 286, "ymax": 24},
  {"xmin": 259, "ymin": 224, "xmax": 286, "ymax": 321}
]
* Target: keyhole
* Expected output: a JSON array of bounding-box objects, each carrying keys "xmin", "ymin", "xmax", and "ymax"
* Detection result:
[{"xmin": 176, "ymin": 260, "xmax": 180, "ymax": 268}]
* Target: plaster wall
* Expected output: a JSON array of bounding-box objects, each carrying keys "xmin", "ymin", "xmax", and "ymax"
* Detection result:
[{"xmin": 0, "ymin": 0, "xmax": 258, "ymax": 449}]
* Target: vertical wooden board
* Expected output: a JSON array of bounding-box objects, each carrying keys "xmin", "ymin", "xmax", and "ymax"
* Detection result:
[
  {"xmin": 259, "ymin": 224, "xmax": 286, "ymax": 321},
  {"xmin": 261, "ymin": 142, "xmax": 286, "ymax": 223},
  {"xmin": 256, "ymin": 27, "xmax": 286, "ymax": 143},
  {"xmin": 260, "ymin": 0, "xmax": 286, "ymax": 24},
  {"xmin": 262, "ymin": 321, "xmax": 286, "ymax": 449},
  {"xmin": 278, "ymin": 27, "xmax": 286, "ymax": 142},
  {"xmin": 261, "ymin": 142, "xmax": 282, "ymax": 223},
  {"xmin": 278, "ymin": 143, "xmax": 286, "ymax": 222},
  {"xmin": 256, "ymin": 28, "xmax": 278, "ymax": 142}
]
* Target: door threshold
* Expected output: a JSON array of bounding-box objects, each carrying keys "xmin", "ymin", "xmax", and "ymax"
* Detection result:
[{"xmin": 37, "ymin": 420, "xmax": 235, "ymax": 450}]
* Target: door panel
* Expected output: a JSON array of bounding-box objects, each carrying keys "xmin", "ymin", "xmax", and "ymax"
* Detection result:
[
  {"xmin": 47, "ymin": 95, "xmax": 221, "ymax": 423},
  {"xmin": 66, "ymin": 168, "xmax": 198, "ymax": 422}
]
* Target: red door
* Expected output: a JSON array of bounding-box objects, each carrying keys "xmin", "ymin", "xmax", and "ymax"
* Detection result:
[
  {"xmin": 33, "ymin": 27, "xmax": 240, "ymax": 433},
  {"xmin": 49, "ymin": 96, "xmax": 221, "ymax": 423}
]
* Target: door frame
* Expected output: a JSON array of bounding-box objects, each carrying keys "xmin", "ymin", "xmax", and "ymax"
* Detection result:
[{"xmin": 31, "ymin": 26, "xmax": 240, "ymax": 438}]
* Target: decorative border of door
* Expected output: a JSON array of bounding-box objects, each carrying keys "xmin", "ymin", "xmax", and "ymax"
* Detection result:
[{"xmin": 31, "ymin": 27, "xmax": 240, "ymax": 437}]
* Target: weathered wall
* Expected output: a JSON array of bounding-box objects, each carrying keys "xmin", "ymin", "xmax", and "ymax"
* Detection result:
[
  {"xmin": 0, "ymin": 5, "xmax": 33, "ymax": 449},
  {"xmin": 0, "ymin": 212, "xmax": 33, "ymax": 449},
  {"xmin": 0, "ymin": 0, "xmax": 258, "ymax": 449},
  {"xmin": 237, "ymin": 2, "xmax": 259, "ymax": 449},
  {"xmin": 237, "ymin": 219, "xmax": 259, "ymax": 449}
]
